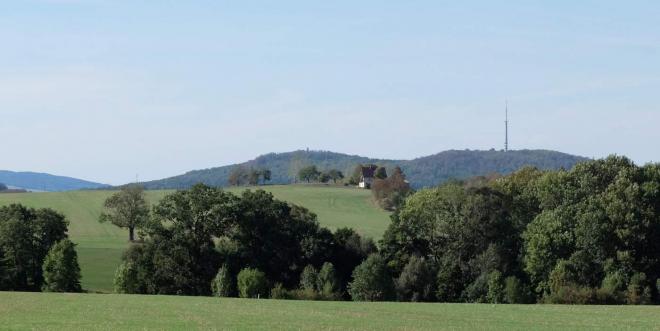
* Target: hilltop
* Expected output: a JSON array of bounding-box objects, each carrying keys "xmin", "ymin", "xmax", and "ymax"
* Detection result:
[
  {"xmin": 0, "ymin": 170, "xmax": 109, "ymax": 192},
  {"xmin": 142, "ymin": 149, "xmax": 588, "ymax": 189}
]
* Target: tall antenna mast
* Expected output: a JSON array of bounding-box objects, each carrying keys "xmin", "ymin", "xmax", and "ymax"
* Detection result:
[{"xmin": 505, "ymin": 100, "xmax": 509, "ymax": 152}]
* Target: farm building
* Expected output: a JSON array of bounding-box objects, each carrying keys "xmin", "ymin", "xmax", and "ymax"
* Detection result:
[{"xmin": 358, "ymin": 165, "xmax": 378, "ymax": 189}]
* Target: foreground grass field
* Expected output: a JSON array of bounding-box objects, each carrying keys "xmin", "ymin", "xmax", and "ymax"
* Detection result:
[
  {"xmin": 1, "ymin": 292, "xmax": 659, "ymax": 330},
  {"xmin": 0, "ymin": 185, "xmax": 390, "ymax": 292}
]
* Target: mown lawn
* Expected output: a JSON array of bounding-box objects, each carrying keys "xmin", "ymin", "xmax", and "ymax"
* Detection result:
[
  {"xmin": 0, "ymin": 292, "xmax": 659, "ymax": 330},
  {"xmin": 0, "ymin": 185, "xmax": 390, "ymax": 292}
]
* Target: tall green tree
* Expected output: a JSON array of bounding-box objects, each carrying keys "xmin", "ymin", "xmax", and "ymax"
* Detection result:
[
  {"xmin": 99, "ymin": 184, "xmax": 149, "ymax": 242},
  {"xmin": 42, "ymin": 239, "xmax": 82, "ymax": 293}
]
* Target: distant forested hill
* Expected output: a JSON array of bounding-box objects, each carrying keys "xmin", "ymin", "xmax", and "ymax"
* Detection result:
[
  {"xmin": 0, "ymin": 170, "xmax": 109, "ymax": 192},
  {"xmin": 142, "ymin": 150, "xmax": 589, "ymax": 189}
]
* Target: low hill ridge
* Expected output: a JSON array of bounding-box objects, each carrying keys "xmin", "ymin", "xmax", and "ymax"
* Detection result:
[
  {"xmin": 142, "ymin": 149, "xmax": 589, "ymax": 189},
  {"xmin": 0, "ymin": 170, "xmax": 109, "ymax": 192}
]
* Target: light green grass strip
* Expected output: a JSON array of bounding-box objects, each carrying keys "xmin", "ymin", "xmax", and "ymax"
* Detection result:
[{"xmin": 1, "ymin": 292, "xmax": 659, "ymax": 330}]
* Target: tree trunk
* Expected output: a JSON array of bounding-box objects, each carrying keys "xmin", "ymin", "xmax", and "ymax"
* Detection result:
[{"xmin": 129, "ymin": 227, "xmax": 135, "ymax": 242}]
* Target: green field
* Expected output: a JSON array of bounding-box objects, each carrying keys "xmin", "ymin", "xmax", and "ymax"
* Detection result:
[
  {"xmin": 0, "ymin": 185, "xmax": 390, "ymax": 292},
  {"xmin": 1, "ymin": 292, "xmax": 659, "ymax": 330}
]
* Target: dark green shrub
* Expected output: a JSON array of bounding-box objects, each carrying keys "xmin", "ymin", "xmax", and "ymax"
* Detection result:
[
  {"xmin": 317, "ymin": 262, "xmax": 340, "ymax": 296},
  {"xmin": 504, "ymin": 276, "xmax": 533, "ymax": 304},
  {"xmin": 395, "ymin": 256, "xmax": 435, "ymax": 302},
  {"xmin": 237, "ymin": 268, "xmax": 268, "ymax": 299},
  {"xmin": 464, "ymin": 274, "xmax": 489, "ymax": 303},
  {"xmin": 627, "ymin": 273, "xmax": 652, "ymax": 305},
  {"xmin": 114, "ymin": 261, "xmax": 141, "ymax": 294},
  {"xmin": 270, "ymin": 283, "xmax": 293, "ymax": 300},
  {"xmin": 486, "ymin": 271, "xmax": 505, "ymax": 304}
]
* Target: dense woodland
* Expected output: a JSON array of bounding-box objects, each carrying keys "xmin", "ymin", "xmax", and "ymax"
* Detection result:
[
  {"xmin": 382, "ymin": 156, "xmax": 660, "ymax": 304},
  {"xmin": 141, "ymin": 149, "xmax": 586, "ymax": 189}
]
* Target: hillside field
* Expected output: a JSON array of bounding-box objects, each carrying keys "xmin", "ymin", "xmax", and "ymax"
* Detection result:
[
  {"xmin": 1, "ymin": 292, "xmax": 659, "ymax": 330},
  {"xmin": 0, "ymin": 185, "xmax": 390, "ymax": 292}
]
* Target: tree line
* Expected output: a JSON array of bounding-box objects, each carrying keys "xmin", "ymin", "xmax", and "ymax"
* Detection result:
[
  {"xmin": 113, "ymin": 155, "xmax": 657, "ymax": 304},
  {"xmin": 297, "ymin": 166, "xmax": 344, "ymax": 184},
  {"xmin": 5, "ymin": 155, "xmax": 659, "ymax": 305},
  {"xmin": 228, "ymin": 166, "xmax": 272, "ymax": 186}
]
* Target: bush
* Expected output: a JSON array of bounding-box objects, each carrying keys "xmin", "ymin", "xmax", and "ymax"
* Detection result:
[
  {"xmin": 300, "ymin": 265, "xmax": 319, "ymax": 291},
  {"xmin": 211, "ymin": 265, "xmax": 234, "ymax": 297},
  {"xmin": 317, "ymin": 262, "xmax": 340, "ymax": 296},
  {"xmin": 41, "ymin": 239, "xmax": 82, "ymax": 293},
  {"xmin": 464, "ymin": 274, "xmax": 489, "ymax": 303},
  {"xmin": 270, "ymin": 283, "xmax": 341, "ymax": 301},
  {"xmin": 504, "ymin": 276, "xmax": 533, "ymax": 304},
  {"xmin": 545, "ymin": 285, "xmax": 620, "ymax": 305},
  {"xmin": 114, "ymin": 261, "xmax": 141, "ymax": 294},
  {"xmin": 237, "ymin": 268, "xmax": 268, "ymax": 299},
  {"xmin": 395, "ymin": 256, "xmax": 435, "ymax": 302},
  {"xmin": 486, "ymin": 271, "xmax": 505, "ymax": 304},
  {"xmin": 270, "ymin": 283, "xmax": 293, "ymax": 300},
  {"xmin": 601, "ymin": 271, "xmax": 626, "ymax": 294},
  {"xmin": 627, "ymin": 273, "xmax": 652, "ymax": 305},
  {"xmin": 348, "ymin": 254, "xmax": 395, "ymax": 301}
]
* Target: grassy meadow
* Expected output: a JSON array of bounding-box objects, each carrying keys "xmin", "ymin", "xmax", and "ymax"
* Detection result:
[
  {"xmin": 1, "ymin": 292, "xmax": 659, "ymax": 330},
  {"xmin": 0, "ymin": 185, "xmax": 390, "ymax": 292}
]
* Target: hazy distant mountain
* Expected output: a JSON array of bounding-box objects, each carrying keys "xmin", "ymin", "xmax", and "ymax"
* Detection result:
[
  {"xmin": 0, "ymin": 170, "xmax": 109, "ymax": 192},
  {"xmin": 141, "ymin": 149, "xmax": 589, "ymax": 189}
]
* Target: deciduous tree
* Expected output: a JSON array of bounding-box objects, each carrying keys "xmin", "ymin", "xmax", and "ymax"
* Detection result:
[{"xmin": 99, "ymin": 184, "xmax": 149, "ymax": 242}]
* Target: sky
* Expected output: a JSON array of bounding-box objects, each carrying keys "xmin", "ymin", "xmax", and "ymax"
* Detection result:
[{"xmin": 2, "ymin": 1, "xmax": 659, "ymax": 185}]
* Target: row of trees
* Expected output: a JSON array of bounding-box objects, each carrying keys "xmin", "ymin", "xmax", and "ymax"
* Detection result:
[
  {"xmin": 0, "ymin": 205, "xmax": 81, "ymax": 293},
  {"xmin": 228, "ymin": 167, "xmax": 272, "ymax": 186},
  {"xmin": 297, "ymin": 166, "xmax": 344, "ymax": 184}
]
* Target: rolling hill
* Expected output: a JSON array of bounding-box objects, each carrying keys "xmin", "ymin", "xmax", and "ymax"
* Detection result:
[
  {"xmin": 0, "ymin": 170, "xmax": 109, "ymax": 192},
  {"xmin": 141, "ymin": 149, "xmax": 589, "ymax": 189},
  {"xmin": 0, "ymin": 185, "xmax": 390, "ymax": 292}
]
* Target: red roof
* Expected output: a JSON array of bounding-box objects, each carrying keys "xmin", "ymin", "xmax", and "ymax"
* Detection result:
[{"xmin": 361, "ymin": 165, "xmax": 378, "ymax": 178}]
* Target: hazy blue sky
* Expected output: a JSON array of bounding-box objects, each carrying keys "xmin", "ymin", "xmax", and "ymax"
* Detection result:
[{"xmin": 2, "ymin": 1, "xmax": 659, "ymax": 184}]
